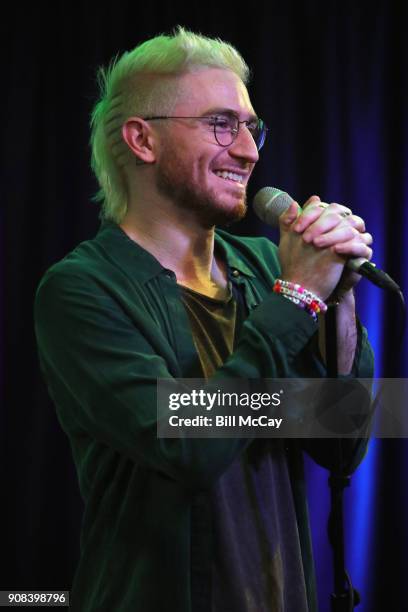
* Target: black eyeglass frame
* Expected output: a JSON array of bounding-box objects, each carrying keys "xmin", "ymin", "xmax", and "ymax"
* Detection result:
[{"xmin": 142, "ymin": 114, "xmax": 268, "ymax": 151}]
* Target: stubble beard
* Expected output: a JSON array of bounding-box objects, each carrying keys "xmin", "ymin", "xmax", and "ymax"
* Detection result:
[{"xmin": 155, "ymin": 148, "xmax": 247, "ymax": 229}]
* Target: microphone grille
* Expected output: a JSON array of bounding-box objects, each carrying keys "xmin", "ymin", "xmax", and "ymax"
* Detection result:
[{"xmin": 253, "ymin": 187, "xmax": 293, "ymax": 226}]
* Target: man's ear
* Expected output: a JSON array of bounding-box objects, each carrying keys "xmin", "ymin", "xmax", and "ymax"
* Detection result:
[{"xmin": 122, "ymin": 117, "xmax": 156, "ymax": 164}]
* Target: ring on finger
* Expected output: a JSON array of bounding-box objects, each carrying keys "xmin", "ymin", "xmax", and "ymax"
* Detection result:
[{"xmin": 340, "ymin": 211, "xmax": 351, "ymax": 218}]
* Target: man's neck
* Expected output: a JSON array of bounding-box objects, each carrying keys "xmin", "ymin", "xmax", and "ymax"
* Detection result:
[{"xmin": 120, "ymin": 207, "xmax": 228, "ymax": 299}]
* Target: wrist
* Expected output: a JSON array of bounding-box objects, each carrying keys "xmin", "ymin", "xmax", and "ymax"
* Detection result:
[
  {"xmin": 273, "ymin": 279, "xmax": 328, "ymax": 323},
  {"xmin": 327, "ymin": 287, "xmax": 355, "ymax": 307}
]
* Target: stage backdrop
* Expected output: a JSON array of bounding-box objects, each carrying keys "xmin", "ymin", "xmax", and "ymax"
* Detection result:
[{"xmin": 3, "ymin": 2, "xmax": 407, "ymax": 611}]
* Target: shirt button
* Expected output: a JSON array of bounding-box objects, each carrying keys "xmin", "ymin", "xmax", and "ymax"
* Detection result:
[{"xmin": 231, "ymin": 269, "xmax": 240, "ymax": 277}]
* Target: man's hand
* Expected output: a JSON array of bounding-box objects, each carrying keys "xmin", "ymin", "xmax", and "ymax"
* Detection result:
[{"xmin": 278, "ymin": 195, "xmax": 373, "ymax": 300}]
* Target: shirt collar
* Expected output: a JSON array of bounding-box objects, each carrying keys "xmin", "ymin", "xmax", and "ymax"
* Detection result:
[
  {"xmin": 214, "ymin": 231, "xmax": 255, "ymax": 278},
  {"xmin": 95, "ymin": 221, "xmax": 255, "ymax": 283},
  {"xmin": 96, "ymin": 221, "xmax": 164, "ymax": 283}
]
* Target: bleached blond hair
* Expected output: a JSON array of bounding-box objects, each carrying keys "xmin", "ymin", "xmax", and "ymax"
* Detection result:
[{"xmin": 90, "ymin": 26, "xmax": 250, "ymax": 223}]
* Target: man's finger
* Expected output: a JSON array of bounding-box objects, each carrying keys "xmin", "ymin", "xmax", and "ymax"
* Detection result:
[
  {"xmin": 303, "ymin": 195, "xmax": 321, "ymax": 208},
  {"xmin": 279, "ymin": 200, "xmax": 301, "ymax": 227}
]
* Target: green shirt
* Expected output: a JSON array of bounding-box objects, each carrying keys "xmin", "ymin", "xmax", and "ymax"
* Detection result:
[{"xmin": 34, "ymin": 222, "xmax": 374, "ymax": 611}]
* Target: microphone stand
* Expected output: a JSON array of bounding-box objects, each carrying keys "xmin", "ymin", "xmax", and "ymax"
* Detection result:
[{"xmin": 325, "ymin": 304, "xmax": 360, "ymax": 611}]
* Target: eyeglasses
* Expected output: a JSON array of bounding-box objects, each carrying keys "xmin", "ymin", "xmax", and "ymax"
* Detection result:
[{"xmin": 142, "ymin": 113, "xmax": 268, "ymax": 151}]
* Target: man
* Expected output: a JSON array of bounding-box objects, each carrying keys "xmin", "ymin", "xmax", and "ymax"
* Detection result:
[{"xmin": 35, "ymin": 27, "xmax": 374, "ymax": 611}]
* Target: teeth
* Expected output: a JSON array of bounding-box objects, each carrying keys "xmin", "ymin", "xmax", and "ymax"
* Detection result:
[{"xmin": 215, "ymin": 170, "xmax": 243, "ymax": 183}]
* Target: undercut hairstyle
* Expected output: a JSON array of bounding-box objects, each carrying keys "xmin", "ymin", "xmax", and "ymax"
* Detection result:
[{"xmin": 90, "ymin": 26, "xmax": 250, "ymax": 223}]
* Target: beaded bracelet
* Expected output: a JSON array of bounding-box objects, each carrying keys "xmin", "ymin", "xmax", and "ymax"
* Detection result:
[{"xmin": 273, "ymin": 279, "xmax": 328, "ymax": 323}]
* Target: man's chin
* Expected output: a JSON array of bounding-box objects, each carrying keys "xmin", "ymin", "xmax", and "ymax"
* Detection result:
[
  {"xmin": 215, "ymin": 202, "xmax": 247, "ymax": 227},
  {"xmin": 197, "ymin": 200, "xmax": 247, "ymax": 229}
]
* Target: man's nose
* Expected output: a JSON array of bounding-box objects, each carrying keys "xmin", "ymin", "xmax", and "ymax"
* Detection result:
[{"xmin": 227, "ymin": 126, "xmax": 259, "ymax": 163}]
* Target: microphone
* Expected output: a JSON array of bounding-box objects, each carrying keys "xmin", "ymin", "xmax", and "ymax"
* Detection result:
[{"xmin": 253, "ymin": 186, "xmax": 401, "ymax": 293}]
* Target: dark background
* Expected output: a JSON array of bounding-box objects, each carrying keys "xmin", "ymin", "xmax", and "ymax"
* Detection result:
[{"xmin": 2, "ymin": 2, "xmax": 407, "ymax": 610}]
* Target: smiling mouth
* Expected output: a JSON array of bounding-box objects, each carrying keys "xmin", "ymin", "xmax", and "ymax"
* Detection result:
[{"xmin": 214, "ymin": 170, "xmax": 245, "ymax": 184}]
